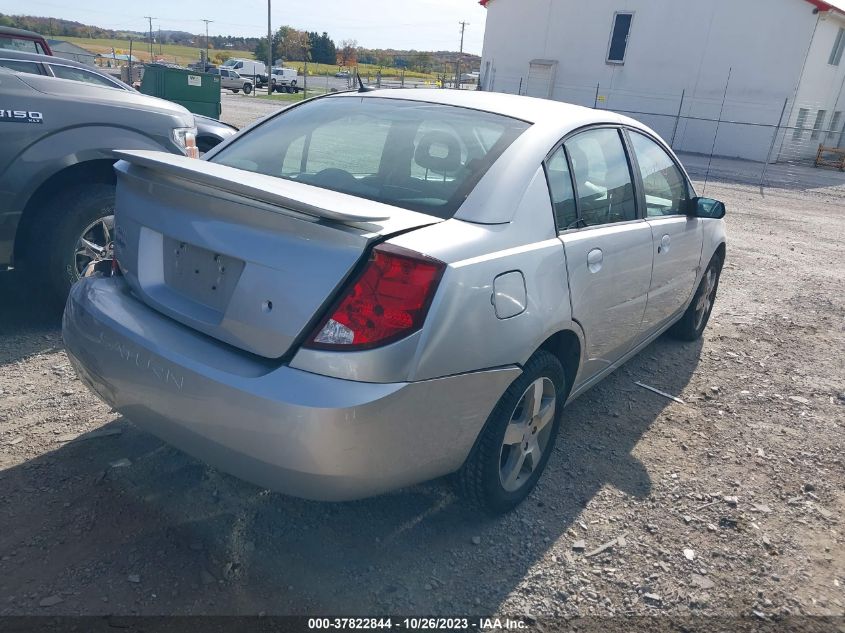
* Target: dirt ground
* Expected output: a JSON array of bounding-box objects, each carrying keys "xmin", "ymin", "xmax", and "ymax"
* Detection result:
[{"xmin": 0, "ymin": 150, "xmax": 843, "ymax": 621}]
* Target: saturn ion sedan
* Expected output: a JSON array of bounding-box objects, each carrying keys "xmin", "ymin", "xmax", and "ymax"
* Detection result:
[{"xmin": 63, "ymin": 89, "xmax": 726, "ymax": 514}]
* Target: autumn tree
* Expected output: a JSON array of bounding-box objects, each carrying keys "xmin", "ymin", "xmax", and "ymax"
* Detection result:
[{"xmin": 337, "ymin": 39, "xmax": 358, "ymax": 67}]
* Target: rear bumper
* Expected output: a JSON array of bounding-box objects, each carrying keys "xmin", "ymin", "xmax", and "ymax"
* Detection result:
[{"xmin": 62, "ymin": 277, "xmax": 519, "ymax": 501}]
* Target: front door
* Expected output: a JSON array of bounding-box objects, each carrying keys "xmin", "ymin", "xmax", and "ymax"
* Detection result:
[
  {"xmin": 547, "ymin": 128, "xmax": 655, "ymax": 383},
  {"xmin": 626, "ymin": 130, "xmax": 703, "ymax": 334}
]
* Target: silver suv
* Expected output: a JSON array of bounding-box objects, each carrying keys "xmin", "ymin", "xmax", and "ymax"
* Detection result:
[{"xmin": 64, "ymin": 90, "xmax": 726, "ymax": 514}]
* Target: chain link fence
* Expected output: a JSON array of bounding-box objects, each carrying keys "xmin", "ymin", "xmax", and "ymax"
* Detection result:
[{"xmin": 482, "ymin": 70, "xmax": 845, "ymax": 195}]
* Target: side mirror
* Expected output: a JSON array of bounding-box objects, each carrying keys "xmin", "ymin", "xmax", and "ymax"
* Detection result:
[{"xmin": 687, "ymin": 197, "xmax": 726, "ymax": 219}]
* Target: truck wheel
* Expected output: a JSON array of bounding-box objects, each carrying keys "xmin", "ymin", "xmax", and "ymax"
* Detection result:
[
  {"xmin": 271, "ymin": 79, "xmax": 277, "ymax": 93},
  {"xmin": 457, "ymin": 351, "xmax": 566, "ymax": 515},
  {"xmin": 37, "ymin": 183, "xmax": 116, "ymax": 302},
  {"xmin": 231, "ymin": 89, "xmax": 239, "ymax": 94},
  {"xmin": 243, "ymin": 83, "xmax": 253, "ymax": 95}
]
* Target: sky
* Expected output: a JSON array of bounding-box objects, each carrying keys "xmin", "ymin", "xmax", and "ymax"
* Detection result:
[{"xmin": 3, "ymin": 0, "xmax": 489, "ymax": 54}]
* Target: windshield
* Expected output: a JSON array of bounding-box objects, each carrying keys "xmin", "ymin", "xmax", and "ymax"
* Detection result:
[
  {"xmin": 222, "ymin": 59, "xmax": 237, "ymax": 67},
  {"xmin": 212, "ymin": 97, "xmax": 530, "ymax": 218}
]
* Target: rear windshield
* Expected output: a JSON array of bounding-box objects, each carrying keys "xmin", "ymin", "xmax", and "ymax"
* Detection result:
[{"xmin": 212, "ymin": 96, "xmax": 530, "ymax": 218}]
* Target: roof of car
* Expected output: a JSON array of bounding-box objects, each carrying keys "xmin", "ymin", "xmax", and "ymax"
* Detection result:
[
  {"xmin": 0, "ymin": 26, "xmax": 48, "ymax": 39},
  {"xmin": 332, "ymin": 88, "xmax": 634, "ymax": 127},
  {"xmin": 0, "ymin": 48, "xmax": 126, "ymax": 85},
  {"xmin": 0, "ymin": 48, "xmax": 69, "ymax": 65}
]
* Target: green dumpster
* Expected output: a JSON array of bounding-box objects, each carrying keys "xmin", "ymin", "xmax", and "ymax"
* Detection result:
[{"xmin": 140, "ymin": 64, "xmax": 221, "ymax": 120}]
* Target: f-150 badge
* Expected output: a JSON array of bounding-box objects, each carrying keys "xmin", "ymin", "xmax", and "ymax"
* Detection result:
[{"xmin": 0, "ymin": 109, "xmax": 43, "ymax": 123}]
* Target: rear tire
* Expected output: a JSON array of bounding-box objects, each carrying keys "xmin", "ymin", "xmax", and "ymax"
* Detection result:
[
  {"xmin": 668, "ymin": 254, "xmax": 723, "ymax": 341},
  {"xmin": 34, "ymin": 183, "xmax": 115, "ymax": 303},
  {"xmin": 457, "ymin": 351, "xmax": 566, "ymax": 515},
  {"xmin": 231, "ymin": 89, "xmax": 239, "ymax": 94}
]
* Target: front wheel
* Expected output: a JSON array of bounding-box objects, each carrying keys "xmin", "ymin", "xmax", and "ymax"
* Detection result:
[
  {"xmin": 668, "ymin": 254, "xmax": 723, "ymax": 341},
  {"xmin": 35, "ymin": 183, "xmax": 115, "ymax": 302},
  {"xmin": 457, "ymin": 351, "xmax": 566, "ymax": 515},
  {"xmin": 243, "ymin": 83, "xmax": 253, "ymax": 95}
]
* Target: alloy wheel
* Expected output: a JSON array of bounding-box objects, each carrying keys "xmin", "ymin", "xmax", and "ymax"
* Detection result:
[
  {"xmin": 694, "ymin": 268, "xmax": 717, "ymax": 330},
  {"xmin": 74, "ymin": 215, "xmax": 114, "ymax": 278},
  {"xmin": 498, "ymin": 377, "xmax": 556, "ymax": 492}
]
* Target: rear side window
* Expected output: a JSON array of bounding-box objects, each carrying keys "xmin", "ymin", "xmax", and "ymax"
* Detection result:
[
  {"xmin": 0, "ymin": 59, "xmax": 44, "ymax": 75},
  {"xmin": 628, "ymin": 131, "xmax": 689, "ymax": 217},
  {"xmin": 545, "ymin": 147, "xmax": 577, "ymax": 230},
  {"xmin": 48, "ymin": 64, "xmax": 118, "ymax": 88},
  {"xmin": 213, "ymin": 97, "xmax": 530, "ymax": 218},
  {"xmin": 0, "ymin": 36, "xmax": 43, "ymax": 55},
  {"xmin": 565, "ymin": 128, "xmax": 637, "ymax": 226}
]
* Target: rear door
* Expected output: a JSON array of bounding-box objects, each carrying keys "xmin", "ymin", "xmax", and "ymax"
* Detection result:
[
  {"xmin": 547, "ymin": 127, "xmax": 654, "ymax": 382},
  {"xmin": 626, "ymin": 129, "xmax": 703, "ymax": 335}
]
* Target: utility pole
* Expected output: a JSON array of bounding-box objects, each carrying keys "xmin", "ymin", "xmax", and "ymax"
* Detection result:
[
  {"xmin": 267, "ymin": 0, "xmax": 272, "ymax": 91},
  {"xmin": 202, "ymin": 19, "xmax": 213, "ymax": 67},
  {"xmin": 158, "ymin": 27, "xmax": 162, "ymax": 56},
  {"xmin": 144, "ymin": 16, "xmax": 155, "ymax": 61},
  {"xmin": 456, "ymin": 21, "xmax": 468, "ymax": 90}
]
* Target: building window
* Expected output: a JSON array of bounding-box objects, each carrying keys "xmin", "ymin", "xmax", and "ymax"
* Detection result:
[
  {"xmin": 829, "ymin": 111, "xmax": 843, "ymax": 146},
  {"xmin": 793, "ymin": 108, "xmax": 810, "ymax": 140},
  {"xmin": 829, "ymin": 27, "xmax": 845, "ymax": 66},
  {"xmin": 811, "ymin": 110, "xmax": 827, "ymax": 140},
  {"xmin": 607, "ymin": 13, "xmax": 634, "ymax": 64}
]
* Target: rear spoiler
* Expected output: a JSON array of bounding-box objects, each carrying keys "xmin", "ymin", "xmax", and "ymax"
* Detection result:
[{"xmin": 114, "ymin": 150, "xmax": 394, "ymax": 223}]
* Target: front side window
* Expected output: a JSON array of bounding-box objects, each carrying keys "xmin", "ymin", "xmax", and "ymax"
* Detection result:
[
  {"xmin": 607, "ymin": 12, "xmax": 633, "ymax": 63},
  {"xmin": 213, "ymin": 97, "xmax": 530, "ymax": 218},
  {"xmin": 628, "ymin": 131, "xmax": 689, "ymax": 217},
  {"xmin": 564, "ymin": 128, "xmax": 637, "ymax": 226},
  {"xmin": 829, "ymin": 27, "xmax": 845, "ymax": 66},
  {"xmin": 545, "ymin": 146, "xmax": 577, "ymax": 230}
]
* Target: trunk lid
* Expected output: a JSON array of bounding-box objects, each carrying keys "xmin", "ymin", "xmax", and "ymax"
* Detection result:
[{"xmin": 112, "ymin": 150, "xmax": 441, "ymax": 358}]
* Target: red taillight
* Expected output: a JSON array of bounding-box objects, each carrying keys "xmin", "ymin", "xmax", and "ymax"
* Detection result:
[{"xmin": 305, "ymin": 244, "xmax": 446, "ymax": 351}]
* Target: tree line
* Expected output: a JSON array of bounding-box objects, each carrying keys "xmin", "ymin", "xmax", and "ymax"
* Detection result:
[{"xmin": 1, "ymin": 13, "xmax": 479, "ymax": 72}]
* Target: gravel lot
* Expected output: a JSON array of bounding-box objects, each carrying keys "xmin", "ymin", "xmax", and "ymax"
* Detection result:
[{"xmin": 0, "ymin": 102, "xmax": 843, "ymax": 620}]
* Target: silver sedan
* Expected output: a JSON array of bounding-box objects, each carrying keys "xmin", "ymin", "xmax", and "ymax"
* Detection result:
[{"xmin": 63, "ymin": 89, "xmax": 726, "ymax": 514}]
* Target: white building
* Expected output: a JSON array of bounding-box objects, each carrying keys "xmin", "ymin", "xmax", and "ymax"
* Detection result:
[{"xmin": 479, "ymin": 0, "xmax": 845, "ymax": 162}]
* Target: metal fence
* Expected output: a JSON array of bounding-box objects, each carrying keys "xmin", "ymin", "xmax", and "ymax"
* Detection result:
[{"xmin": 482, "ymin": 70, "xmax": 845, "ymax": 194}]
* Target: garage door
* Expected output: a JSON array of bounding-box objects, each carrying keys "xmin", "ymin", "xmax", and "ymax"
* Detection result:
[{"xmin": 525, "ymin": 60, "xmax": 557, "ymax": 98}]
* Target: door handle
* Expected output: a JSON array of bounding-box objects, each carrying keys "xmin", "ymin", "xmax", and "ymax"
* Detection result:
[
  {"xmin": 658, "ymin": 234, "xmax": 671, "ymax": 254},
  {"xmin": 587, "ymin": 248, "xmax": 603, "ymax": 273}
]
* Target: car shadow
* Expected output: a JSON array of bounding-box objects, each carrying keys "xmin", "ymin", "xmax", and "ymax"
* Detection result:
[
  {"xmin": 0, "ymin": 270, "xmax": 64, "ymax": 363},
  {"xmin": 0, "ymin": 280, "xmax": 705, "ymax": 617}
]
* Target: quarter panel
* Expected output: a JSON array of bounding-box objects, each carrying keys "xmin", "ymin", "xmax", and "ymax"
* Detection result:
[{"xmin": 291, "ymin": 165, "xmax": 577, "ymax": 384}]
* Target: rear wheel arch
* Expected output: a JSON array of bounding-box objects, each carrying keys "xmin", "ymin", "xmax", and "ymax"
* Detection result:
[
  {"xmin": 536, "ymin": 329, "xmax": 582, "ymax": 401},
  {"xmin": 14, "ymin": 159, "xmax": 117, "ymax": 266}
]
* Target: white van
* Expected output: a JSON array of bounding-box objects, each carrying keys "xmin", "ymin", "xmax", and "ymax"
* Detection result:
[
  {"xmin": 222, "ymin": 58, "xmax": 266, "ymax": 85},
  {"xmin": 270, "ymin": 66, "xmax": 299, "ymax": 93}
]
